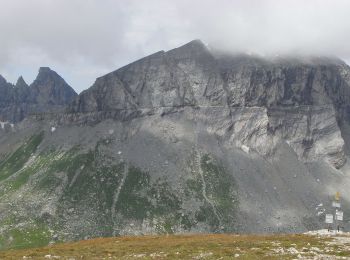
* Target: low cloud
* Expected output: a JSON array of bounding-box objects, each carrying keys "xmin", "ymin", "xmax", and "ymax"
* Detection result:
[{"xmin": 0, "ymin": 0, "xmax": 350, "ymax": 92}]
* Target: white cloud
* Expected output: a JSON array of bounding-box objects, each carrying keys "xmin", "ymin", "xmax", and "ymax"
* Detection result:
[{"xmin": 0, "ymin": 0, "xmax": 350, "ymax": 92}]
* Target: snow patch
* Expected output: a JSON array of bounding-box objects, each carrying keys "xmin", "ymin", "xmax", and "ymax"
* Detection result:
[
  {"xmin": 241, "ymin": 145, "xmax": 250, "ymax": 154},
  {"xmin": 0, "ymin": 121, "xmax": 14, "ymax": 129},
  {"xmin": 0, "ymin": 121, "xmax": 5, "ymax": 129}
]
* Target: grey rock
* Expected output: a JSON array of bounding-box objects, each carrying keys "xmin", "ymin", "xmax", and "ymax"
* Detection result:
[
  {"xmin": 69, "ymin": 40, "xmax": 350, "ymax": 168},
  {"xmin": 0, "ymin": 67, "xmax": 77, "ymax": 123},
  {"xmin": 2, "ymin": 40, "xmax": 350, "ymax": 246},
  {"xmin": 15, "ymin": 76, "xmax": 28, "ymax": 89}
]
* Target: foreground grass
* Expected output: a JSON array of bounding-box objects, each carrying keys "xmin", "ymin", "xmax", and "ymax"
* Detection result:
[{"xmin": 1, "ymin": 233, "xmax": 349, "ymax": 259}]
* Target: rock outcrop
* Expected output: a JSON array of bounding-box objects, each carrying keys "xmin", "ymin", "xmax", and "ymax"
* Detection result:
[
  {"xmin": 1, "ymin": 40, "xmax": 350, "ymax": 249},
  {"xmin": 69, "ymin": 40, "xmax": 350, "ymax": 168},
  {"xmin": 0, "ymin": 67, "xmax": 77, "ymax": 123}
]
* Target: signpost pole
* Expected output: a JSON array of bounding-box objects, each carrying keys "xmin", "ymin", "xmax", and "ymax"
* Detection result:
[
  {"xmin": 326, "ymin": 192, "xmax": 343, "ymax": 232},
  {"xmin": 334, "ymin": 192, "xmax": 341, "ymax": 232}
]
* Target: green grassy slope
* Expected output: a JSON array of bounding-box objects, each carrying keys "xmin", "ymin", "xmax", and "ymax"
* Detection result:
[{"xmin": 0, "ymin": 133, "xmax": 240, "ymax": 250}]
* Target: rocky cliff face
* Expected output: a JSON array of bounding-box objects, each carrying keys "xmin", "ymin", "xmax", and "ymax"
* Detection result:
[
  {"xmin": 1, "ymin": 40, "xmax": 350, "ymax": 249},
  {"xmin": 70, "ymin": 40, "xmax": 350, "ymax": 168},
  {"xmin": 0, "ymin": 67, "xmax": 77, "ymax": 123}
]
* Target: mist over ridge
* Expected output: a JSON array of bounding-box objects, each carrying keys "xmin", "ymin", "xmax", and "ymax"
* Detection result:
[{"xmin": 0, "ymin": 0, "xmax": 350, "ymax": 92}]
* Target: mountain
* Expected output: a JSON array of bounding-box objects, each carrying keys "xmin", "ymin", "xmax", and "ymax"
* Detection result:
[
  {"xmin": 70, "ymin": 40, "xmax": 350, "ymax": 168},
  {"xmin": 15, "ymin": 76, "xmax": 28, "ymax": 89},
  {"xmin": 0, "ymin": 67, "xmax": 77, "ymax": 123},
  {"xmin": 1, "ymin": 40, "xmax": 350, "ymax": 249}
]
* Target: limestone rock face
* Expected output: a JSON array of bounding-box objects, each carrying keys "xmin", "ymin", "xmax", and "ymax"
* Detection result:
[
  {"xmin": 0, "ymin": 68, "xmax": 77, "ymax": 123},
  {"xmin": 70, "ymin": 40, "xmax": 350, "ymax": 168},
  {"xmin": 3, "ymin": 40, "xmax": 350, "ymax": 244}
]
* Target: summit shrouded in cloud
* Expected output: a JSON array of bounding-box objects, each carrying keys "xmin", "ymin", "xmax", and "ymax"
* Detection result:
[{"xmin": 0, "ymin": 0, "xmax": 350, "ymax": 92}]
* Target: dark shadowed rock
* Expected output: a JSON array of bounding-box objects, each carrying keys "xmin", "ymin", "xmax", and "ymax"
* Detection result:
[
  {"xmin": 0, "ymin": 68, "xmax": 77, "ymax": 123},
  {"xmin": 15, "ymin": 76, "xmax": 28, "ymax": 89},
  {"xmin": 30, "ymin": 67, "xmax": 77, "ymax": 106}
]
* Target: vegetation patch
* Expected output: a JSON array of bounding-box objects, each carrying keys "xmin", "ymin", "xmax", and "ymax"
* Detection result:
[
  {"xmin": 116, "ymin": 166, "xmax": 152, "ymax": 220},
  {"xmin": 0, "ymin": 224, "xmax": 51, "ymax": 251},
  {"xmin": 0, "ymin": 136, "xmax": 240, "ymax": 250},
  {"xmin": 186, "ymin": 152, "xmax": 239, "ymax": 232},
  {"xmin": 115, "ymin": 167, "xmax": 184, "ymax": 233},
  {"xmin": 0, "ymin": 131, "xmax": 44, "ymax": 182},
  {"xmin": 0, "ymin": 233, "xmax": 346, "ymax": 259}
]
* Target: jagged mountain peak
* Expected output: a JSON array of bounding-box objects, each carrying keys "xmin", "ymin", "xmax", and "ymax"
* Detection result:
[
  {"xmin": 71, "ymin": 39, "xmax": 350, "ymax": 116},
  {"xmin": 30, "ymin": 67, "xmax": 77, "ymax": 106},
  {"xmin": 175, "ymin": 39, "xmax": 207, "ymax": 50},
  {"xmin": 39, "ymin": 66, "xmax": 52, "ymax": 72},
  {"xmin": 0, "ymin": 74, "xmax": 7, "ymax": 86},
  {"xmin": 31, "ymin": 67, "xmax": 76, "ymax": 93},
  {"xmin": 15, "ymin": 76, "xmax": 28, "ymax": 88},
  {"xmin": 100, "ymin": 39, "xmax": 209, "ymax": 81},
  {"xmin": 0, "ymin": 67, "xmax": 77, "ymax": 123},
  {"xmin": 34, "ymin": 67, "xmax": 65, "ymax": 84},
  {"xmin": 166, "ymin": 39, "xmax": 211, "ymax": 61}
]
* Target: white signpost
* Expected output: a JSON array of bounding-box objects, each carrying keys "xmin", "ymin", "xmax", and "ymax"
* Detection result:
[
  {"xmin": 336, "ymin": 211, "xmax": 344, "ymax": 221},
  {"xmin": 332, "ymin": 202, "xmax": 341, "ymax": 208},
  {"xmin": 325, "ymin": 214, "xmax": 334, "ymax": 224},
  {"xmin": 324, "ymin": 192, "xmax": 344, "ymax": 232}
]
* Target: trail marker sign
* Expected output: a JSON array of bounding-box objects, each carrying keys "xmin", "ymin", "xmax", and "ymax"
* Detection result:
[
  {"xmin": 336, "ymin": 211, "xmax": 344, "ymax": 221},
  {"xmin": 332, "ymin": 202, "xmax": 341, "ymax": 208},
  {"xmin": 335, "ymin": 192, "xmax": 341, "ymax": 201},
  {"xmin": 325, "ymin": 214, "xmax": 334, "ymax": 224}
]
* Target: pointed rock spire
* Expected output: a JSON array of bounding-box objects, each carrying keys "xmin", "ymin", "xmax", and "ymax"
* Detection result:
[
  {"xmin": 35, "ymin": 67, "xmax": 59, "ymax": 82},
  {"xmin": 30, "ymin": 67, "xmax": 77, "ymax": 105},
  {"xmin": 15, "ymin": 76, "xmax": 28, "ymax": 88}
]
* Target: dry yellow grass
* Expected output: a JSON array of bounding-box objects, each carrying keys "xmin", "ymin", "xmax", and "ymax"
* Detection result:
[{"xmin": 0, "ymin": 233, "xmax": 349, "ymax": 259}]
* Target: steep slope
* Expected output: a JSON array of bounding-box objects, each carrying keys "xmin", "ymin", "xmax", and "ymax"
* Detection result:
[
  {"xmin": 0, "ymin": 68, "xmax": 77, "ymax": 123},
  {"xmin": 1, "ymin": 40, "xmax": 350, "ymax": 249},
  {"xmin": 0, "ymin": 76, "xmax": 16, "ymax": 120},
  {"xmin": 70, "ymin": 40, "xmax": 350, "ymax": 168},
  {"xmin": 70, "ymin": 40, "xmax": 225, "ymax": 112}
]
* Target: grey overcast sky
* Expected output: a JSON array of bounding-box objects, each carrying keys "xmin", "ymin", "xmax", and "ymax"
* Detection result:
[{"xmin": 1, "ymin": 0, "xmax": 350, "ymax": 93}]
